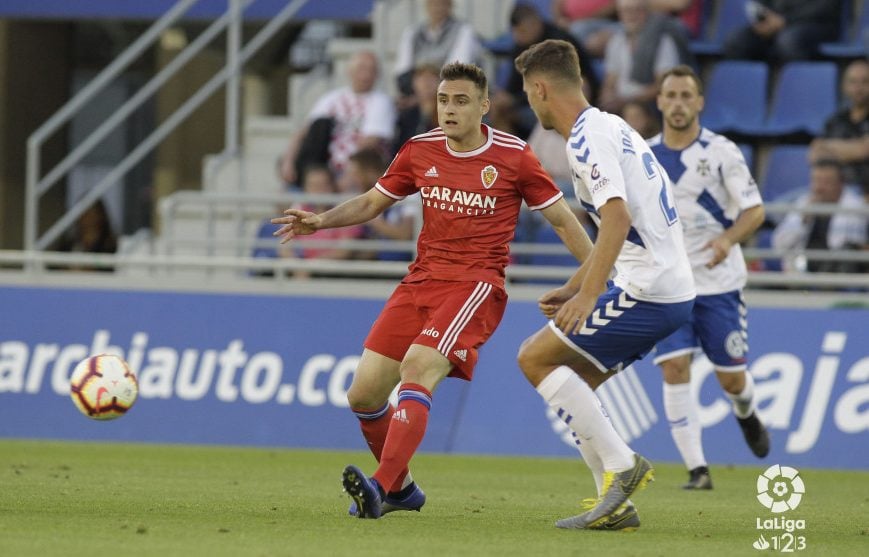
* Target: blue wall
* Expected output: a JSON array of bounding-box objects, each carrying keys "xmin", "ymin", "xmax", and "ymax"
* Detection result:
[
  {"xmin": 1, "ymin": 285, "xmax": 867, "ymax": 470},
  {"xmin": 0, "ymin": 0, "xmax": 374, "ymax": 21}
]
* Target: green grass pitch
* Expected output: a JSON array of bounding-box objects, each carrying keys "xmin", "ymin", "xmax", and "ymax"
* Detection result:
[{"xmin": 0, "ymin": 439, "xmax": 866, "ymax": 556}]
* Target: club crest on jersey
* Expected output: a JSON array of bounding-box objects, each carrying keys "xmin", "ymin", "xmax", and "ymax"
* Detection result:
[
  {"xmin": 696, "ymin": 158, "xmax": 711, "ymax": 177},
  {"xmin": 481, "ymin": 164, "xmax": 498, "ymax": 189}
]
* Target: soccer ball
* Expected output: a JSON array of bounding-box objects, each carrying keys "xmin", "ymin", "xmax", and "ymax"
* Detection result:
[{"xmin": 69, "ymin": 354, "xmax": 139, "ymax": 420}]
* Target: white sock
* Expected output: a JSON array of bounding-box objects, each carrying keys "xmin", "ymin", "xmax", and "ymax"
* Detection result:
[
  {"xmin": 537, "ymin": 366, "xmax": 634, "ymax": 471},
  {"xmin": 573, "ymin": 432, "xmax": 604, "ymax": 495},
  {"xmin": 663, "ymin": 382, "xmax": 707, "ymax": 470},
  {"xmin": 573, "ymin": 413, "xmax": 633, "ymax": 508},
  {"xmin": 725, "ymin": 372, "xmax": 756, "ymax": 419}
]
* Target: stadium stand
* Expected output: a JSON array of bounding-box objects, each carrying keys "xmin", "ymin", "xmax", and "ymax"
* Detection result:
[
  {"xmin": 737, "ymin": 143, "xmax": 754, "ymax": 174},
  {"xmin": 819, "ymin": 0, "xmax": 868, "ymax": 59},
  {"xmin": 6, "ymin": 0, "xmax": 867, "ymax": 290},
  {"xmin": 760, "ymin": 145, "xmax": 811, "ymax": 202},
  {"xmin": 745, "ymin": 62, "xmax": 839, "ymax": 137},
  {"xmin": 701, "ymin": 60, "xmax": 768, "ymax": 134},
  {"xmin": 689, "ymin": 0, "xmax": 747, "ymax": 57}
]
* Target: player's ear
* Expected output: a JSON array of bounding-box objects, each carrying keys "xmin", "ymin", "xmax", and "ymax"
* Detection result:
[
  {"xmin": 480, "ymin": 95, "xmax": 490, "ymax": 116},
  {"xmin": 697, "ymin": 93, "xmax": 705, "ymax": 113},
  {"xmin": 535, "ymin": 80, "xmax": 546, "ymax": 101}
]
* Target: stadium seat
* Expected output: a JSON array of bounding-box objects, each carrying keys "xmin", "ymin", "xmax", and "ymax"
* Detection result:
[
  {"xmin": 252, "ymin": 219, "xmax": 279, "ymax": 259},
  {"xmin": 753, "ymin": 229, "xmax": 782, "ymax": 272},
  {"xmin": 737, "ymin": 143, "xmax": 754, "ymax": 174},
  {"xmin": 701, "ymin": 61, "xmax": 768, "ymax": 134},
  {"xmin": 746, "ymin": 62, "xmax": 839, "ymax": 137},
  {"xmin": 820, "ymin": 0, "xmax": 868, "ymax": 59},
  {"xmin": 690, "ymin": 0, "xmax": 748, "ymax": 56},
  {"xmin": 761, "ymin": 145, "xmax": 810, "ymax": 202},
  {"xmin": 527, "ymin": 224, "xmax": 576, "ymax": 268}
]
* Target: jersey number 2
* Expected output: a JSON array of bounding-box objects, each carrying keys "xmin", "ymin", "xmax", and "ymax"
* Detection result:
[{"xmin": 642, "ymin": 152, "xmax": 678, "ymax": 226}]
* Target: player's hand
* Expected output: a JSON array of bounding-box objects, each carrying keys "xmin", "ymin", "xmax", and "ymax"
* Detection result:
[
  {"xmin": 271, "ymin": 209, "xmax": 322, "ymax": 243},
  {"xmin": 538, "ymin": 286, "xmax": 578, "ymax": 319},
  {"xmin": 705, "ymin": 236, "xmax": 733, "ymax": 268},
  {"xmin": 554, "ymin": 291, "xmax": 597, "ymax": 336}
]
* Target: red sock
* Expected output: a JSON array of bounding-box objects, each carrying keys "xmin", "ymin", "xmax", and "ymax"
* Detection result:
[
  {"xmin": 352, "ymin": 402, "xmax": 409, "ymax": 492},
  {"xmin": 372, "ymin": 383, "xmax": 432, "ymax": 493}
]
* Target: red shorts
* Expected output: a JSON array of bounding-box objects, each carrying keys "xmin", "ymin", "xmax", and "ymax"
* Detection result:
[{"xmin": 364, "ymin": 279, "xmax": 508, "ymax": 380}]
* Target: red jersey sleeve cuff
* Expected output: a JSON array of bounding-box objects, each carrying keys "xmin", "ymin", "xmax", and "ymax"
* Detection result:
[
  {"xmin": 375, "ymin": 182, "xmax": 407, "ymax": 201},
  {"xmin": 527, "ymin": 191, "xmax": 564, "ymax": 211}
]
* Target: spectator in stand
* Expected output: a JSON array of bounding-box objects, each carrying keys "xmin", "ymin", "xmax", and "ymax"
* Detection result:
[
  {"xmin": 279, "ymin": 51, "xmax": 396, "ymax": 186},
  {"xmin": 551, "ymin": 0, "xmax": 619, "ymax": 57},
  {"xmin": 598, "ymin": 0, "xmax": 693, "ymax": 114},
  {"xmin": 57, "ymin": 200, "xmax": 118, "ymax": 272},
  {"xmin": 723, "ymin": 0, "xmax": 841, "ymax": 64},
  {"xmin": 342, "ymin": 147, "xmax": 420, "ymax": 262},
  {"xmin": 772, "ymin": 160, "xmax": 868, "ymax": 273},
  {"xmin": 490, "ymin": 3, "xmax": 600, "ymax": 138},
  {"xmin": 553, "ymin": 0, "xmax": 701, "ymax": 56},
  {"xmin": 287, "ymin": 165, "xmax": 366, "ymax": 278},
  {"xmin": 394, "ymin": 64, "xmax": 441, "ymax": 152},
  {"xmin": 622, "ymin": 99, "xmax": 661, "ymax": 138},
  {"xmin": 650, "ymin": 0, "xmax": 703, "ymax": 38},
  {"xmin": 392, "ymin": 0, "xmax": 480, "ymax": 97},
  {"xmin": 809, "ymin": 59, "xmax": 869, "ymax": 195}
]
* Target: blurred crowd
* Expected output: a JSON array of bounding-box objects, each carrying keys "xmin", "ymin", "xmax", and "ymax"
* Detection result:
[{"xmin": 259, "ymin": 0, "xmax": 868, "ymax": 279}]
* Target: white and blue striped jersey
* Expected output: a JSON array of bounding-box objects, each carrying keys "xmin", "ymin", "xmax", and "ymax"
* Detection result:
[
  {"xmin": 567, "ymin": 107, "xmax": 694, "ymax": 303},
  {"xmin": 648, "ymin": 128, "xmax": 763, "ymax": 295}
]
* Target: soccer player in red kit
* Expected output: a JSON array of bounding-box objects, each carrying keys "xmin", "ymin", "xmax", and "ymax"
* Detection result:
[{"xmin": 272, "ymin": 62, "xmax": 595, "ymax": 519}]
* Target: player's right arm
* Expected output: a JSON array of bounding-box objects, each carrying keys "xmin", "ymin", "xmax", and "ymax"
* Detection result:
[
  {"xmin": 553, "ymin": 198, "xmax": 631, "ymax": 334},
  {"xmin": 271, "ymin": 187, "xmax": 396, "ymax": 244},
  {"xmin": 274, "ymin": 142, "xmax": 417, "ymax": 244}
]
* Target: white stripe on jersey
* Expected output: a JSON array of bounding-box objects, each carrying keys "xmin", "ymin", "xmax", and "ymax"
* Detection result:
[
  {"xmin": 526, "ymin": 191, "xmax": 564, "ymax": 211},
  {"xmin": 492, "ymin": 140, "xmax": 525, "ymax": 151},
  {"xmin": 492, "ymin": 130, "xmax": 526, "ymax": 147},
  {"xmin": 437, "ymin": 281, "xmax": 492, "ymax": 356},
  {"xmin": 410, "ymin": 129, "xmax": 444, "ymax": 141},
  {"xmin": 375, "ymin": 182, "xmax": 406, "ymax": 200}
]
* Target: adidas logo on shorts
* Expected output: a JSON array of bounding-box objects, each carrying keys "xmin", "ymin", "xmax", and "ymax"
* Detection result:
[{"xmin": 453, "ymin": 349, "xmax": 467, "ymax": 362}]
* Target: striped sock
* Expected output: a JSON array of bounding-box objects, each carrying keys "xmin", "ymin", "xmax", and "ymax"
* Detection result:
[
  {"xmin": 352, "ymin": 402, "xmax": 410, "ymax": 492},
  {"xmin": 372, "ymin": 383, "xmax": 432, "ymax": 493},
  {"xmin": 537, "ymin": 366, "xmax": 635, "ymax": 471}
]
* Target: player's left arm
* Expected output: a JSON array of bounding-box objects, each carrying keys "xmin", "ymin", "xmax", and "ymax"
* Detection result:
[
  {"xmin": 706, "ymin": 205, "xmax": 765, "ymax": 268},
  {"xmin": 707, "ymin": 142, "xmax": 766, "ymax": 268},
  {"xmin": 538, "ymin": 199, "xmax": 596, "ymax": 318},
  {"xmin": 539, "ymin": 198, "xmax": 595, "ymax": 266}
]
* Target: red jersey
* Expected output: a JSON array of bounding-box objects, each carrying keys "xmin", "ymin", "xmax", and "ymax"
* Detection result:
[{"xmin": 376, "ymin": 124, "xmax": 563, "ymax": 288}]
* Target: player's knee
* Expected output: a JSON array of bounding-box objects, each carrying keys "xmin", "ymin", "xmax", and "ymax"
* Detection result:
[
  {"xmin": 346, "ymin": 382, "xmax": 379, "ymax": 409},
  {"xmin": 517, "ymin": 337, "xmax": 544, "ymax": 382},
  {"xmin": 660, "ymin": 360, "xmax": 690, "ymax": 384},
  {"xmin": 717, "ymin": 371, "xmax": 745, "ymax": 394}
]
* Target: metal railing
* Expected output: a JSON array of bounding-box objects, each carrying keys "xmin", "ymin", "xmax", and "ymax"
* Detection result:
[
  {"xmin": 143, "ymin": 190, "xmax": 869, "ymax": 290},
  {"xmin": 24, "ymin": 0, "xmax": 310, "ymax": 252}
]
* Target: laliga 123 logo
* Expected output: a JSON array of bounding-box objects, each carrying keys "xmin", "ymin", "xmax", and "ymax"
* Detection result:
[
  {"xmin": 753, "ymin": 465, "xmax": 808, "ymax": 552},
  {"xmin": 757, "ymin": 464, "xmax": 805, "ymax": 513}
]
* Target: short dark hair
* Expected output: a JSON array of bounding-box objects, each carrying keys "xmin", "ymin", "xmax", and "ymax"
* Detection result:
[
  {"xmin": 509, "ymin": 3, "xmax": 541, "ymax": 26},
  {"xmin": 349, "ymin": 147, "xmax": 388, "ymax": 174},
  {"xmin": 440, "ymin": 62, "xmax": 488, "ymax": 96},
  {"xmin": 659, "ymin": 64, "xmax": 704, "ymax": 95},
  {"xmin": 514, "ymin": 39, "xmax": 582, "ymax": 86},
  {"xmin": 813, "ymin": 159, "xmax": 843, "ymax": 173}
]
